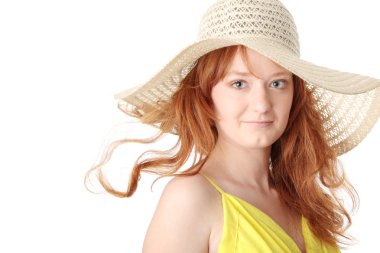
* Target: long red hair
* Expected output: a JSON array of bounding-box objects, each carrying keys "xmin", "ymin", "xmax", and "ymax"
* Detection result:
[{"xmin": 85, "ymin": 45, "xmax": 358, "ymax": 248}]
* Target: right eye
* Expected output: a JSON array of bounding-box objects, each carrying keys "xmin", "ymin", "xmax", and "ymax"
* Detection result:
[{"xmin": 231, "ymin": 80, "xmax": 246, "ymax": 89}]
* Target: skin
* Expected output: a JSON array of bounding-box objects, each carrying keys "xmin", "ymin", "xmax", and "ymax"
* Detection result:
[{"xmin": 142, "ymin": 47, "xmax": 303, "ymax": 253}]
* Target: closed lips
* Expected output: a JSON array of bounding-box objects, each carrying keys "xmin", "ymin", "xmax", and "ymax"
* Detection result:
[{"xmin": 244, "ymin": 121, "xmax": 273, "ymax": 123}]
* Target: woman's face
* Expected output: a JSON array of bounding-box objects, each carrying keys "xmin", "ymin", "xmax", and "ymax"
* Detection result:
[{"xmin": 211, "ymin": 47, "xmax": 294, "ymax": 150}]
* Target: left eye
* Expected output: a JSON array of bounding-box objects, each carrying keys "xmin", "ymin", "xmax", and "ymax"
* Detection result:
[
  {"xmin": 271, "ymin": 80, "xmax": 286, "ymax": 88},
  {"xmin": 232, "ymin": 81, "xmax": 246, "ymax": 89}
]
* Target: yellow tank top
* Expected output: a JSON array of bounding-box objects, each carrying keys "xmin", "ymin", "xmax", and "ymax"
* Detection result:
[{"xmin": 201, "ymin": 174, "xmax": 341, "ymax": 253}]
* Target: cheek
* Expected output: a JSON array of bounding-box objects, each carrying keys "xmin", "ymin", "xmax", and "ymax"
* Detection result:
[
  {"xmin": 273, "ymin": 92, "xmax": 293, "ymax": 120},
  {"xmin": 279, "ymin": 95, "xmax": 294, "ymax": 124},
  {"xmin": 212, "ymin": 90, "xmax": 237, "ymax": 119},
  {"xmin": 285, "ymin": 96, "xmax": 294, "ymax": 115},
  {"xmin": 213, "ymin": 98, "xmax": 244, "ymax": 121}
]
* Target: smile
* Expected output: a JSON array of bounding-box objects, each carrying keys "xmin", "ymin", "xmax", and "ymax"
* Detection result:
[{"xmin": 243, "ymin": 121, "xmax": 273, "ymax": 128}]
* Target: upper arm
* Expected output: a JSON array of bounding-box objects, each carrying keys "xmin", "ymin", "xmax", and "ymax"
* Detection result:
[{"xmin": 142, "ymin": 175, "xmax": 213, "ymax": 253}]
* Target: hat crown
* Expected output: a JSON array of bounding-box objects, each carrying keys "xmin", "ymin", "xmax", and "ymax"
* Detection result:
[{"xmin": 198, "ymin": 0, "xmax": 300, "ymax": 56}]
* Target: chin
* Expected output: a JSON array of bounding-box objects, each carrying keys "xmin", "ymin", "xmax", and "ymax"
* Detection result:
[{"xmin": 242, "ymin": 139, "xmax": 275, "ymax": 150}]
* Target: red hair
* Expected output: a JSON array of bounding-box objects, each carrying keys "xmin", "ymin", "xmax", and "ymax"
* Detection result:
[{"xmin": 85, "ymin": 45, "xmax": 358, "ymax": 249}]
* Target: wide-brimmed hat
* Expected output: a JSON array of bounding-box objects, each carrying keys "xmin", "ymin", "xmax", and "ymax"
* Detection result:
[{"xmin": 114, "ymin": 0, "xmax": 380, "ymax": 156}]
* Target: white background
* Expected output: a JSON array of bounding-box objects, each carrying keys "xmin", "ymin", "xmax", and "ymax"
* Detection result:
[{"xmin": 0, "ymin": 0, "xmax": 379, "ymax": 252}]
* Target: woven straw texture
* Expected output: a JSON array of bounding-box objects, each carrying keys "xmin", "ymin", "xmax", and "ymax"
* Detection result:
[{"xmin": 115, "ymin": 0, "xmax": 380, "ymax": 156}]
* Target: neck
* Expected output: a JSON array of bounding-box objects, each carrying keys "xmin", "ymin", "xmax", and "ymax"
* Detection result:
[{"xmin": 204, "ymin": 138, "xmax": 273, "ymax": 193}]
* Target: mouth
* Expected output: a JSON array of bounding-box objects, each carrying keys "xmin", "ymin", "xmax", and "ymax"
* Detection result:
[{"xmin": 243, "ymin": 121, "xmax": 273, "ymax": 128}]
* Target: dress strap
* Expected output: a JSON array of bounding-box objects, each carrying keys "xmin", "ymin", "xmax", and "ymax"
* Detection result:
[{"xmin": 199, "ymin": 173, "xmax": 225, "ymax": 194}]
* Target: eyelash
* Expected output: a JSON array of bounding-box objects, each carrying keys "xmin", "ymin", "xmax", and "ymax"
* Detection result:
[
  {"xmin": 271, "ymin": 80, "xmax": 287, "ymax": 89},
  {"xmin": 231, "ymin": 80, "xmax": 287, "ymax": 89},
  {"xmin": 231, "ymin": 80, "xmax": 246, "ymax": 89}
]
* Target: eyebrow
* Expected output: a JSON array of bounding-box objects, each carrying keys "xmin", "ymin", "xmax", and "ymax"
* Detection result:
[{"xmin": 225, "ymin": 70, "xmax": 292, "ymax": 78}]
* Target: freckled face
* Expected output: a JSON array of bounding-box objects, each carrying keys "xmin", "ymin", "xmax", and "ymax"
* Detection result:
[{"xmin": 211, "ymin": 47, "xmax": 294, "ymax": 150}]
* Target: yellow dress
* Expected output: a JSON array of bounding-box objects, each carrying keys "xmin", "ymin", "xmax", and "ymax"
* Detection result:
[{"xmin": 201, "ymin": 174, "xmax": 341, "ymax": 253}]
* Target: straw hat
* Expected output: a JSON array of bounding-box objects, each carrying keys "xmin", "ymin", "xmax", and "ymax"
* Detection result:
[{"xmin": 114, "ymin": 0, "xmax": 380, "ymax": 156}]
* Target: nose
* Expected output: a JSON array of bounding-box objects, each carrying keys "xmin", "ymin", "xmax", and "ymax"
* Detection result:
[{"xmin": 248, "ymin": 84, "xmax": 271, "ymax": 113}]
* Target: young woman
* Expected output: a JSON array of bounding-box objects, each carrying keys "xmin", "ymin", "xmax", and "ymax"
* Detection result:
[{"xmin": 86, "ymin": 0, "xmax": 380, "ymax": 252}]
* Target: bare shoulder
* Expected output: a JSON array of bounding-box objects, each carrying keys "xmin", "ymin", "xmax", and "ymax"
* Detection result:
[
  {"xmin": 142, "ymin": 174, "xmax": 219, "ymax": 253},
  {"xmin": 163, "ymin": 174, "xmax": 217, "ymax": 204},
  {"xmin": 152, "ymin": 174, "xmax": 217, "ymax": 217}
]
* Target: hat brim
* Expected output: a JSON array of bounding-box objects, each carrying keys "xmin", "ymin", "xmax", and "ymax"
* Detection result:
[
  {"xmin": 114, "ymin": 38, "xmax": 380, "ymax": 99},
  {"xmin": 114, "ymin": 38, "xmax": 380, "ymax": 155}
]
